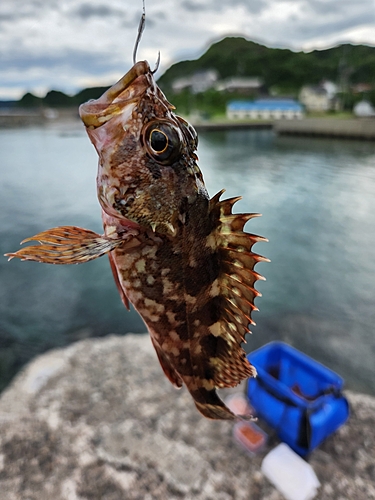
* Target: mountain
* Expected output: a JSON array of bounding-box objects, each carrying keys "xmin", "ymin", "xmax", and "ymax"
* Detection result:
[
  {"xmin": 11, "ymin": 37, "xmax": 375, "ymax": 111},
  {"xmin": 157, "ymin": 37, "xmax": 375, "ymax": 94},
  {"xmin": 17, "ymin": 87, "xmax": 110, "ymax": 109}
]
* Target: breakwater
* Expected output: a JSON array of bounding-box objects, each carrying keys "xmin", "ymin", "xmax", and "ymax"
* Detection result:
[
  {"xmin": 2, "ymin": 110, "xmax": 375, "ymax": 141},
  {"xmin": 274, "ymin": 117, "xmax": 375, "ymax": 140},
  {"xmin": 194, "ymin": 117, "xmax": 375, "ymax": 140},
  {"xmin": 0, "ymin": 108, "xmax": 79, "ymax": 128},
  {"xmin": 193, "ymin": 120, "xmax": 273, "ymax": 132}
]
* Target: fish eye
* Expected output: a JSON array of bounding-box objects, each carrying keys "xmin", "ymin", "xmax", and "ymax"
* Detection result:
[
  {"xmin": 150, "ymin": 129, "xmax": 168, "ymax": 154},
  {"xmin": 143, "ymin": 120, "xmax": 182, "ymax": 165}
]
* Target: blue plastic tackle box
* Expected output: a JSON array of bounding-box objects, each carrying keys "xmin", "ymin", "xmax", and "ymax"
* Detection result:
[{"xmin": 246, "ymin": 341, "xmax": 349, "ymax": 456}]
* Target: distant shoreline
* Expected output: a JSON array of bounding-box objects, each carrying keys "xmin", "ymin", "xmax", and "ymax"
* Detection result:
[
  {"xmin": 193, "ymin": 117, "xmax": 375, "ymax": 140},
  {"xmin": 1, "ymin": 110, "xmax": 375, "ymax": 140}
]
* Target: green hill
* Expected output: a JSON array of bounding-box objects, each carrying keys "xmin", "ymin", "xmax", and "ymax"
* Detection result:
[
  {"xmin": 157, "ymin": 36, "xmax": 375, "ymax": 94},
  {"xmin": 15, "ymin": 37, "xmax": 375, "ymax": 115},
  {"xmin": 18, "ymin": 86, "xmax": 110, "ymax": 108}
]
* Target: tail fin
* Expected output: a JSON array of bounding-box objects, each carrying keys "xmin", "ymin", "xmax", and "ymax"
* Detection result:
[{"xmin": 192, "ymin": 387, "xmax": 253, "ymax": 420}]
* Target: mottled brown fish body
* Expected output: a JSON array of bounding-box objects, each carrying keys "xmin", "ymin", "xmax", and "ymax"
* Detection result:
[{"xmin": 6, "ymin": 60, "xmax": 268, "ymax": 420}]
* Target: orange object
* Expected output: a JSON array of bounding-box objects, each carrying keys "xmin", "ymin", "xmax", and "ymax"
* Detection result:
[
  {"xmin": 233, "ymin": 421, "xmax": 267, "ymax": 454},
  {"xmin": 238, "ymin": 423, "xmax": 264, "ymax": 445}
]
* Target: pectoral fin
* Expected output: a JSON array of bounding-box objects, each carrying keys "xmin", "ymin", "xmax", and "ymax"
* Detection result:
[{"xmin": 5, "ymin": 226, "xmax": 125, "ymax": 264}]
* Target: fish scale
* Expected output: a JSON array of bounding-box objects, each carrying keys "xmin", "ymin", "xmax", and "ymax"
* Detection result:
[{"xmin": 6, "ymin": 60, "xmax": 268, "ymax": 420}]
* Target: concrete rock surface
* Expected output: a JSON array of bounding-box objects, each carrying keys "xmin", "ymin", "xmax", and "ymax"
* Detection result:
[{"xmin": 0, "ymin": 334, "xmax": 374, "ymax": 500}]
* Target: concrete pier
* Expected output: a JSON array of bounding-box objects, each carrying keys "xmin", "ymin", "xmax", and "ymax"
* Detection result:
[
  {"xmin": 193, "ymin": 120, "xmax": 273, "ymax": 132},
  {"xmin": 274, "ymin": 117, "xmax": 375, "ymax": 140}
]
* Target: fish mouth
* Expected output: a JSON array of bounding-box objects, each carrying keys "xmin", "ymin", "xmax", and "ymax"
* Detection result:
[{"xmin": 79, "ymin": 60, "xmax": 151, "ymax": 128}]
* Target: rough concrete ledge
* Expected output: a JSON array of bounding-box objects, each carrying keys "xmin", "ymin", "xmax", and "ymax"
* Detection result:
[
  {"xmin": 0, "ymin": 334, "xmax": 374, "ymax": 500},
  {"xmin": 274, "ymin": 117, "xmax": 375, "ymax": 140}
]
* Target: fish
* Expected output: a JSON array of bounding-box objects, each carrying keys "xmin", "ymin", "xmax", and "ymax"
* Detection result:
[{"xmin": 6, "ymin": 59, "xmax": 268, "ymax": 420}]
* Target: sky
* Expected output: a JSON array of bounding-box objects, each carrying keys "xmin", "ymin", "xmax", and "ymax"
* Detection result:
[{"xmin": 1, "ymin": 0, "xmax": 375, "ymax": 100}]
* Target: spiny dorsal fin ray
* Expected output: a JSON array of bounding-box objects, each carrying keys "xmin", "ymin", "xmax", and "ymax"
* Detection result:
[
  {"xmin": 222, "ymin": 284, "xmax": 260, "ymax": 311},
  {"xmin": 205, "ymin": 191, "xmax": 267, "ymax": 388},
  {"xmin": 221, "ymin": 260, "xmax": 264, "ymax": 288},
  {"xmin": 221, "ymin": 232, "xmax": 268, "ymax": 251},
  {"xmin": 225, "ymin": 297, "xmax": 254, "ymax": 327},
  {"xmin": 217, "ymin": 196, "xmax": 243, "ymax": 215},
  {"xmin": 209, "ymin": 336, "xmax": 257, "ymax": 388},
  {"xmin": 220, "ymin": 213, "xmax": 263, "ymax": 232},
  {"xmin": 5, "ymin": 226, "xmax": 126, "ymax": 264},
  {"xmin": 209, "ymin": 189, "xmax": 226, "ymax": 208}
]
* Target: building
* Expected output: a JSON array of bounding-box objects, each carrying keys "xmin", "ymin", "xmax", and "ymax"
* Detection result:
[
  {"xmin": 226, "ymin": 99, "xmax": 304, "ymax": 120},
  {"xmin": 299, "ymin": 83, "xmax": 339, "ymax": 112},
  {"xmin": 172, "ymin": 70, "xmax": 218, "ymax": 94},
  {"xmin": 353, "ymin": 100, "xmax": 375, "ymax": 117},
  {"xmin": 352, "ymin": 83, "xmax": 374, "ymax": 94},
  {"xmin": 216, "ymin": 77, "xmax": 264, "ymax": 95}
]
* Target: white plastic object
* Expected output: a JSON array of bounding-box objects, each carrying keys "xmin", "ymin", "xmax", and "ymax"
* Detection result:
[
  {"xmin": 224, "ymin": 393, "xmax": 254, "ymax": 416},
  {"xmin": 261, "ymin": 443, "xmax": 321, "ymax": 500}
]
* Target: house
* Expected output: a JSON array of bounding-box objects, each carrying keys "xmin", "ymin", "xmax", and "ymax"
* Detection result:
[
  {"xmin": 216, "ymin": 77, "xmax": 264, "ymax": 95},
  {"xmin": 226, "ymin": 99, "xmax": 304, "ymax": 120},
  {"xmin": 352, "ymin": 83, "xmax": 374, "ymax": 94},
  {"xmin": 172, "ymin": 70, "xmax": 218, "ymax": 94},
  {"xmin": 299, "ymin": 83, "xmax": 339, "ymax": 112}
]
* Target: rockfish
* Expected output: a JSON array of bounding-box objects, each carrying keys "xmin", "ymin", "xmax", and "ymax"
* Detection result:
[{"xmin": 6, "ymin": 60, "xmax": 268, "ymax": 419}]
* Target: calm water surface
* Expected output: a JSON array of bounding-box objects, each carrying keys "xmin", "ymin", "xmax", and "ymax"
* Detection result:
[{"xmin": 1, "ymin": 123, "xmax": 374, "ymax": 394}]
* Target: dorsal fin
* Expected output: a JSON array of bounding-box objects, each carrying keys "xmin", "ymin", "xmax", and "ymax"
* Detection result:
[{"xmin": 206, "ymin": 191, "xmax": 269, "ymax": 388}]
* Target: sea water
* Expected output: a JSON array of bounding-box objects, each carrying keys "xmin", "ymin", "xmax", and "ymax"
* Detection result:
[{"xmin": 1, "ymin": 123, "xmax": 374, "ymax": 394}]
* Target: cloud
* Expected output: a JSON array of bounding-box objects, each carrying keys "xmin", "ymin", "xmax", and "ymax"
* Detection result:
[
  {"xmin": 181, "ymin": 0, "xmax": 270, "ymax": 15},
  {"xmin": 70, "ymin": 3, "xmax": 126, "ymax": 20},
  {"xmin": 1, "ymin": 0, "xmax": 375, "ymax": 100}
]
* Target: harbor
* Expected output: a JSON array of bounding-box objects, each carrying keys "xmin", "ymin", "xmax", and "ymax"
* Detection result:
[
  {"xmin": 193, "ymin": 117, "xmax": 375, "ymax": 140},
  {"xmin": 274, "ymin": 117, "xmax": 375, "ymax": 140},
  {"xmin": 2, "ymin": 107, "xmax": 375, "ymax": 141}
]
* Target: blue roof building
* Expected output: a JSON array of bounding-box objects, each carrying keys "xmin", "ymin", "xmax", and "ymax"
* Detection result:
[{"xmin": 227, "ymin": 99, "xmax": 304, "ymax": 120}]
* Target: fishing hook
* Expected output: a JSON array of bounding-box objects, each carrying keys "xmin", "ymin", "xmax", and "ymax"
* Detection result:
[
  {"xmin": 132, "ymin": 0, "xmax": 161, "ymax": 74},
  {"xmin": 151, "ymin": 51, "xmax": 161, "ymax": 74}
]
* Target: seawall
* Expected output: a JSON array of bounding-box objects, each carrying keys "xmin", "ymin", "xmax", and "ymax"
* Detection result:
[
  {"xmin": 192, "ymin": 117, "xmax": 375, "ymax": 140},
  {"xmin": 2, "ymin": 110, "xmax": 375, "ymax": 141},
  {"xmin": 274, "ymin": 117, "xmax": 375, "ymax": 140},
  {"xmin": 0, "ymin": 334, "xmax": 374, "ymax": 499}
]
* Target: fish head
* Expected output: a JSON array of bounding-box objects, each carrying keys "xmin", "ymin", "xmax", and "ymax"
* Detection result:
[{"xmin": 79, "ymin": 61, "xmax": 207, "ymax": 236}]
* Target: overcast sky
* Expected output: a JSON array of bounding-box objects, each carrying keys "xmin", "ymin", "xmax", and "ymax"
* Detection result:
[{"xmin": 1, "ymin": 0, "xmax": 375, "ymax": 100}]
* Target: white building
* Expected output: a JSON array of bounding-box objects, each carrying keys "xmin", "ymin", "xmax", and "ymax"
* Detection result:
[
  {"xmin": 353, "ymin": 100, "xmax": 375, "ymax": 117},
  {"xmin": 299, "ymin": 86, "xmax": 330, "ymax": 112},
  {"xmin": 216, "ymin": 77, "xmax": 263, "ymax": 94},
  {"xmin": 172, "ymin": 70, "xmax": 218, "ymax": 94},
  {"xmin": 227, "ymin": 99, "xmax": 304, "ymax": 120},
  {"xmin": 299, "ymin": 83, "xmax": 339, "ymax": 112}
]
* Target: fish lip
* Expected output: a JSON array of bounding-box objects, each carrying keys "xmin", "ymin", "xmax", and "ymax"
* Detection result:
[
  {"xmin": 79, "ymin": 60, "xmax": 151, "ymax": 128},
  {"xmin": 101, "ymin": 202, "xmax": 141, "ymax": 230}
]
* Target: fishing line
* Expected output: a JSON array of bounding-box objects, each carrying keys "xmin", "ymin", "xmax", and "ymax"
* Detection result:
[{"xmin": 132, "ymin": 0, "xmax": 146, "ymax": 65}]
